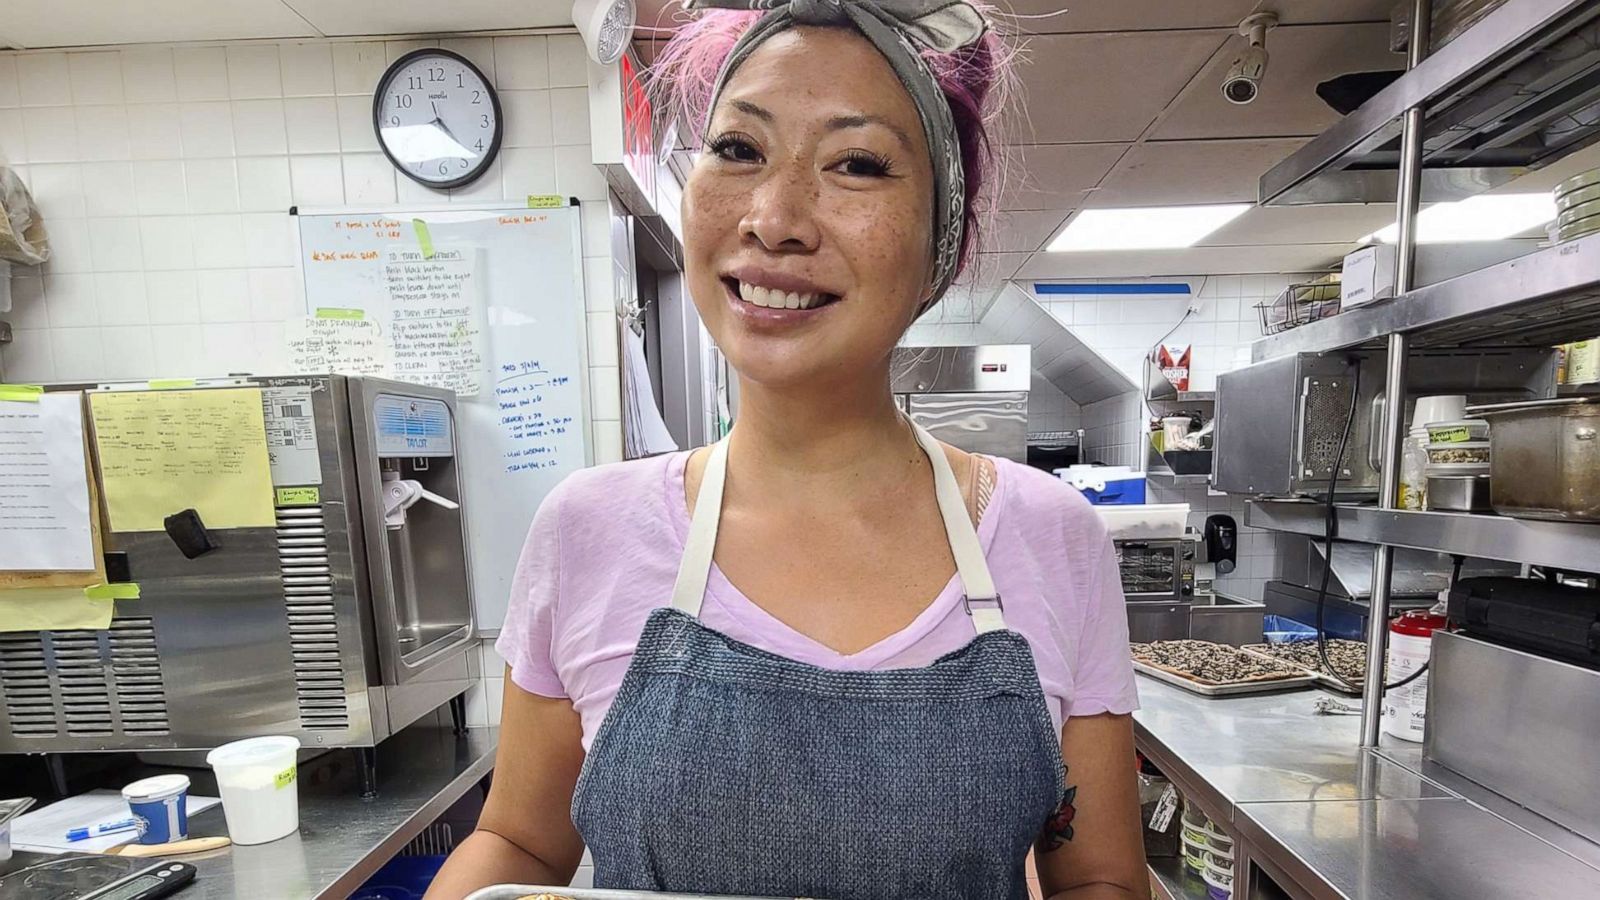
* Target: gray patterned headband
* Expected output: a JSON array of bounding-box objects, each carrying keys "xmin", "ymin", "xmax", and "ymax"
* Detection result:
[{"xmin": 686, "ymin": 0, "xmax": 988, "ymax": 308}]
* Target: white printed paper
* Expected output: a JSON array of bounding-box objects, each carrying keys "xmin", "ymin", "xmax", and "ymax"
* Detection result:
[
  {"xmin": 262, "ymin": 385, "xmax": 323, "ymax": 487},
  {"xmin": 384, "ymin": 247, "xmax": 485, "ymax": 395},
  {"xmin": 0, "ymin": 393, "xmax": 96, "ymax": 571},
  {"xmin": 285, "ymin": 316, "xmax": 392, "ymax": 377}
]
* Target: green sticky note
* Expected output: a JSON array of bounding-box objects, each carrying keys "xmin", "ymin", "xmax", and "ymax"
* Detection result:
[
  {"xmin": 0, "ymin": 384, "xmax": 44, "ymax": 402},
  {"xmin": 147, "ymin": 378, "xmax": 197, "ymax": 390},
  {"xmin": 527, "ymin": 194, "xmax": 564, "ymax": 209},
  {"xmin": 84, "ymin": 583, "xmax": 141, "ymax": 601},
  {"xmin": 413, "ymin": 218, "xmax": 435, "ymax": 259},
  {"xmin": 275, "ymin": 486, "xmax": 321, "ymax": 506},
  {"xmin": 275, "ymin": 766, "xmax": 297, "ymax": 789},
  {"xmin": 315, "ymin": 307, "xmax": 365, "ymax": 320}
]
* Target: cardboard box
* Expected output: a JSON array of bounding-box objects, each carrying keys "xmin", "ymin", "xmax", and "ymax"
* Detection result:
[{"xmin": 1341, "ymin": 244, "xmax": 1397, "ymax": 309}]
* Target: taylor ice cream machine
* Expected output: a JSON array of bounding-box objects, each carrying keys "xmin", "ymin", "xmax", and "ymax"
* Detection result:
[{"xmin": 0, "ymin": 375, "xmax": 476, "ymax": 790}]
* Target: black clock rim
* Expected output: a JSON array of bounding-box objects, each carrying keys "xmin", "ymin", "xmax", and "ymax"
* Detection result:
[{"xmin": 372, "ymin": 47, "xmax": 505, "ymax": 191}]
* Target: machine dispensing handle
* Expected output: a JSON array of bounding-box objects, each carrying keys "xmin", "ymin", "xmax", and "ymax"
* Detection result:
[{"xmin": 382, "ymin": 478, "xmax": 459, "ymax": 528}]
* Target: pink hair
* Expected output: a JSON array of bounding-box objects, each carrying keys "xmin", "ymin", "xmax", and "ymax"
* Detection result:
[{"xmin": 648, "ymin": 6, "xmax": 1016, "ymax": 282}]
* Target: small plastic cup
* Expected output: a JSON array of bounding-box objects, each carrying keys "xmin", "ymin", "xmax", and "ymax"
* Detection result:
[
  {"xmin": 122, "ymin": 774, "xmax": 191, "ymax": 845},
  {"xmin": 206, "ymin": 736, "xmax": 302, "ymax": 846}
]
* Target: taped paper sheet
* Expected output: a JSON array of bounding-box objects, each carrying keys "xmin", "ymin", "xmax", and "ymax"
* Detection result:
[
  {"xmin": 0, "ymin": 393, "xmax": 96, "ymax": 571},
  {"xmin": 90, "ymin": 388, "xmax": 276, "ymax": 532}
]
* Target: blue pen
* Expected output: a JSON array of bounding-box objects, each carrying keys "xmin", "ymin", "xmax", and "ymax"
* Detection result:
[{"xmin": 66, "ymin": 817, "xmax": 141, "ymax": 842}]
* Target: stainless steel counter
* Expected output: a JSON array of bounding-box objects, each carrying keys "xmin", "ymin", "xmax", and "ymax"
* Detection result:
[
  {"xmin": 141, "ymin": 723, "xmax": 497, "ymax": 899},
  {"xmin": 1132, "ymin": 675, "xmax": 1600, "ymax": 899}
]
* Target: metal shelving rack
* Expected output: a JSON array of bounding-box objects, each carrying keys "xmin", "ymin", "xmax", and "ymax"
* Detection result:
[{"xmin": 1250, "ymin": 0, "xmax": 1600, "ymax": 747}]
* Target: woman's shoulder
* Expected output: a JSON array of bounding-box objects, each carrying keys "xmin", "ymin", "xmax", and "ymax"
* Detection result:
[
  {"xmin": 989, "ymin": 457, "xmax": 1109, "ymax": 544},
  {"xmin": 543, "ymin": 451, "xmax": 686, "ymax": 528}
]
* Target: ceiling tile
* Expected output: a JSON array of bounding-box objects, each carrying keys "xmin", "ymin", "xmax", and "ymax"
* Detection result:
[
  {"xmin": 994, "ymin": 210, "xmax": 1067, "ymax": 253},
  {"xmin": 0, "ymin": 1, "xmax": 316, "ymax": 47},
  {"xmin": 1001, "ymin": 0, "xmax": 1255, "ymax": 33},
  {"xmin": 1200, "ymin": 204, "xmax": 1398, "ymax": 246},
  {"xmin": 1016, "ymin": 31, "xmax": 1225, "ymax": 144},
  {"xmin": 1090, "ymin": 138, "xmax": 1308, "ymax": 206},
  {"xmin": 972, "ymin": 251, "xmax": 1032, "ymax": 281},
  {"xmin": 284, "ymin": 0, "xmax": 574, "ymax": 36},
  {"xmin": 1150, "ymin": 22, "xmax": 1403, "ymax": 141},
  {"xmin": 1001, "ymin": 143, "xmax": 1128, "ymax": 210},
  {"xmin": 1017, "ymin": 243, "xmax": 1349, "ymax": 279}
]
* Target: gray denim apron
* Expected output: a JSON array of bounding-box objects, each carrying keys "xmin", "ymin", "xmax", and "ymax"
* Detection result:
[{"xmin": 572, "ymin": 423, "xmax": 1064, "ymax": 899}]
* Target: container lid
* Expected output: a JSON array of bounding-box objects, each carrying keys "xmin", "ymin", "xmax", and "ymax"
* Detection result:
[
  {"xmin": 1425, "ymin": 418, "xmax": 1488, "ymax": 430},
  {"xmin": 1556, "ymin": 180, "xmax": 1600, "ymax": 212},
  {"xmin": 1424, "ymin": 440, "xmax": 1490, "ymax": 450},
  {"xmin": 1554, "ymin": 166, "xmax": 1600, "ymax": 199},
  {"xmin": 122, "ymin": 774, "xmax": 190, "ymax": 802},
  {"xmin": 1423, "ymin": 461, "xmax": 1491, "ymax": 475},
  {"xmin": 1391, "ymin": 609, "xmax": 1448, "ymax": 637},
  {"xmin": 206, "ymin": 735, "xmax": 301, "ymax": 768}
]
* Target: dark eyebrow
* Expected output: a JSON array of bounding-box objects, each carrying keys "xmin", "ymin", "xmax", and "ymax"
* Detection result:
[
  {"xmin": 728, "ymin": 99, "xmax": 774, "ymax": 122},
  {"xmin": 826, "ymin": 113, "xmax": 915, "ymax": 152}
]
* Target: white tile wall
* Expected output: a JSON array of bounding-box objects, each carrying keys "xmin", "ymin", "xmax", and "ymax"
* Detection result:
[{"xmin": 1, "ymin": 40, "xmax": 628, "ymax": 710}]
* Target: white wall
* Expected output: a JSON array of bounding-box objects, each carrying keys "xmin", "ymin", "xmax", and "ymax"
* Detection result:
[{"xmin": 0, "ymin": 35, "xmax": 622, "ymax": 462}]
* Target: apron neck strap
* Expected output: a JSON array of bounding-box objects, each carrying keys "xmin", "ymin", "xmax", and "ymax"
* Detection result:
[{"xmin": 668, "ymin": 421, "xmax": 1005, "ymax": 634}]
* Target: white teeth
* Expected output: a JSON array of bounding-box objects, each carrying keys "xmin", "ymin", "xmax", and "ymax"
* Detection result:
[{"xmin": 736, "ymin": 281, "xmax": 824, "ymax": 310}]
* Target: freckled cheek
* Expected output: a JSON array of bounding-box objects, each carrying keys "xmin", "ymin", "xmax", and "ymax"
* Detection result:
[{"xmin": 826, "ymin": 195, "xmax": 931, "ymax": 296}]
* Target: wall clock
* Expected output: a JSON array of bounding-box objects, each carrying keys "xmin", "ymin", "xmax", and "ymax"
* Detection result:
[{"xmin": 373, "ymin": 48, "xmax": 503, "ymax": 190}]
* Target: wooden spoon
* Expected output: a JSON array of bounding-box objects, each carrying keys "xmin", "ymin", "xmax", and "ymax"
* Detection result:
[{"xmin": 108, "ymin": 836, "xmax": 232, "ymax": 857}]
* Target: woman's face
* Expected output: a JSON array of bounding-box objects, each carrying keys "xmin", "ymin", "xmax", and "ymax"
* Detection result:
[{"xmin": 681, "ymin": 26, "xmax": 935, "ymax": 393}]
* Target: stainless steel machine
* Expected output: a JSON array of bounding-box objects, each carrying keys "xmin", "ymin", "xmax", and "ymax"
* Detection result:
[
  {"xmin": 1212, "ymin": 348, "xmax": 1556, "ymax": 497},
  {"xmin": 891, "ymin": 345, "xmax": 1030, "ymax": 461},
  {"xmin": 1116, "ymin": 537, "xmax": 1197, "ymax": 643},
  {"xmin": 0, "ymin": 376, "xmax": 475, "ymax": 782}
]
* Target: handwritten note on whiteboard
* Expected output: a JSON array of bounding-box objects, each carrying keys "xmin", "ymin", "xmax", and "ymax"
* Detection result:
[
  {"xmin": 494, "ymin": 361, "xmax": 577, "ymax": 474},
  {"xmin": 384, "ymin": 248, "xmax": 485, "ymax": 395},
  {"xmin": 286, "ymin": 316, "xmax": 392, "ymax": 376},
  {"xmin": 90, "ymin": 388, "xmax": 277, "ymax": 532},
  {"xmin": 0, "ymin": 394, "xmax": 96, "ymax": 571}
]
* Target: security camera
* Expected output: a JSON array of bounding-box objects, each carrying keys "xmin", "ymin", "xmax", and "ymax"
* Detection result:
[{"xmin": 1223, "ymin": 12, "xmax": 1277, "ymax": 105}]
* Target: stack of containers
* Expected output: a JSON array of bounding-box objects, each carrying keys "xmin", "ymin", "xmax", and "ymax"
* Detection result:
[
  {"xmin": 1180, "ymin": 803, "xmax": 1234, "ymax": 899},
  {"xmin": 1401, "ymin": 396, "xmax": 1467, "ymax": 510},
  {"xmin": 1423, "ymin": 416, "xmax": 1492, "ymax": 511},
  {"xmin": 1554, "ymin": 167, "xmax": 1600, "ymax": 244}
]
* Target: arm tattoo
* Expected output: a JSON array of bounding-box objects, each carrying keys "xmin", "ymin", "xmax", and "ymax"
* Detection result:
[{"xmin": 1037, "ymin": 766, "xmax": 1079, "ymax": 853}]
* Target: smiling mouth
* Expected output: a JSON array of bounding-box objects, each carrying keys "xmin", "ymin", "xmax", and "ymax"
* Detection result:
[{"xmin": 723, "ymin": 277, "xmax": 842, "ymax": 311}]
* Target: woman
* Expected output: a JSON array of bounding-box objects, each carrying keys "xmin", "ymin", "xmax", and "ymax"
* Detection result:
[{"xmin": 429, "ymin": 1, "xmax": 1145, "ymax": 897}]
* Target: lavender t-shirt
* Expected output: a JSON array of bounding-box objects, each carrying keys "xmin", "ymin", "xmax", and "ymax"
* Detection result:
[{"xmin": 496, "ymin": 451, "xmax": 1139, "ymax": 751}]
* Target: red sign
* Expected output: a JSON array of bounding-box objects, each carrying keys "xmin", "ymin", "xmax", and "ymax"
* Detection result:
[{"xmin": 620, "ymin": 53, "xmax": 656, "ymax": 202}]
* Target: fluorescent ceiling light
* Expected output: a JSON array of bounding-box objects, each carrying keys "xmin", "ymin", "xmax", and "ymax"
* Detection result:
[
  {"xmin": 1364, "ymin": 193, "xmax": 1555, "ymax": 244},
  {"xmin": 1047, "ymin": 204, "xmax": 1251, "ymax": 252}
]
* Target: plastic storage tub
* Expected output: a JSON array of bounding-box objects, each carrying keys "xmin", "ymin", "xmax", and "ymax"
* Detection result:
[
  {"xmin": 206, "ymin": 735, "xmax": 302, "ymax": 845},
  {"xmin": 1057, "ymin": 465, "xmax": 1147, "ymax": 505}
]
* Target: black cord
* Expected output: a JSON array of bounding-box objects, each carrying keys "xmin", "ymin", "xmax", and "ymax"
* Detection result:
[{"xmin": 1312, "ymin": 361, "xmax": 1433, "ymax": 694}]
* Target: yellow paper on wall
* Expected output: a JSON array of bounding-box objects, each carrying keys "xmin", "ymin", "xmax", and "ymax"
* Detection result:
[
  {"xmin": 0, "ymin": 588, "xmax": 114, "ymax": 633},
  {"xmin": 89, "ymin": 388, "xmax": 276, "ymax": 532}
]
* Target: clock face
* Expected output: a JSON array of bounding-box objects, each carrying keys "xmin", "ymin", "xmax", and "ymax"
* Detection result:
[{"xmin": 373, "ymin": 49, "xmax": 502, "ymax": 189}]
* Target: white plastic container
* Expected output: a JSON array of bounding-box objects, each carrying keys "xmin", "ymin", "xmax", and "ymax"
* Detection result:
[
  {"xmin": 206, "ymin": 736, "xmax": 302, "ymax": 845},
  {"xmin": 1380, "ymin": 611, "xmax": 1448, "ymax": 742},
  {"xmin": 1411, "ymin": 395, "xmax": 1467, "ymax": 430},
  {"xmin": 1162, "ymin": 416, "xmax": 1193, "ymax": 447}
]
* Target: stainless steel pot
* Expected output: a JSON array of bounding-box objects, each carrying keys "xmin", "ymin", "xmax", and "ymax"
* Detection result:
[{"xmin": 1472, "ymin": 397, "xmax": 1600, "ymax": 521}]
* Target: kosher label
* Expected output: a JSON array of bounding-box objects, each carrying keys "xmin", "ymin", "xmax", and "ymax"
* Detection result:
[
  {"xmin": 1429, "ymin": 426, "xmax": 1472, "ymax": 444},
  {"xmin": 262, "ymin": 386, "xmax": 323, "ymax": 487},
  {"xmin": 275, "ymin": 766, "xmax": 297, "ymax": 789}
]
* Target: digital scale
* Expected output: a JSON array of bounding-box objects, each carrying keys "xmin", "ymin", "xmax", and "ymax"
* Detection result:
[{"xmin": 0, "ymin": 850, "xmax": 196, "ymax": 900}]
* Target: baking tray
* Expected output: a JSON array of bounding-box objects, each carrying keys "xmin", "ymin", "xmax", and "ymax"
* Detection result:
[
  {"xmin": 1131, "ymin": 660, "xmax": 1317, "ymax": 697},
  {"xmin": 464, "ymin": 883, "xmax": 812, "ymax": 890},
  {"xmin": 1238, "ymin": 645, "xmax": 1364, "ymax": 696}
]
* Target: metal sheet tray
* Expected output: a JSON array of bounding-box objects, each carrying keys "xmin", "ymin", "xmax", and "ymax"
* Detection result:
[
  {"xmin": 1132, "ymin": 660, "xmax": 1317, "ymax": 697},
  {"xmin": 467, "ymin": 888, "xmax": 813, "ymax": 900},
  {"xmin": 1237, "ymin": 645, "xmax": 1363, "ymax": 696}
]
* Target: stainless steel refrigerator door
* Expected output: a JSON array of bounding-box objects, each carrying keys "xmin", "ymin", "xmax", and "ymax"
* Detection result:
[{"xmin": 905, "ymin": 391, "xmax": 1028, "ymax": 461}]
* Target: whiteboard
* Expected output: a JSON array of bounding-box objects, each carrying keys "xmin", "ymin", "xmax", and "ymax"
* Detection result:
[{"xmin": 294, "ymin": 203, "xmax": 590, "ymax": 631}]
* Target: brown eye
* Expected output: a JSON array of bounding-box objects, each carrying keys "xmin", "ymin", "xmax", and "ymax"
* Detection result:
[
  {"xmin": 832, "ymin": 149, "xmax": 894, "ymax": 178},
  {"xmin": 709, "ymin": 133, "xmax": 763, "ymax": 164}
]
